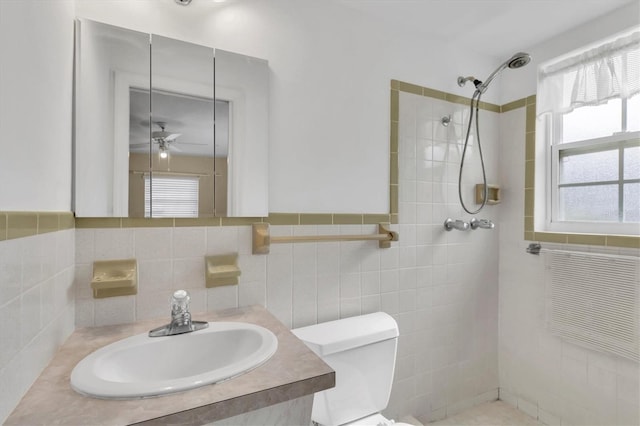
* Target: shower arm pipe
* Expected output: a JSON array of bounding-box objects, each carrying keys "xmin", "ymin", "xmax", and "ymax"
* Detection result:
[
  {"xmin": 252, "ymin": 223, "xmax": 399, "ymax": 254},
  {"xmin": 457, "ymin": 76, "xmax": 481, "ymax": 88}
]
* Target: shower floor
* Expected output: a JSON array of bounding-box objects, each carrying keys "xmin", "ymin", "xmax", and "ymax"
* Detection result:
[{"xmin": 419, "ymin": 400, "xmax": 543, "ymax": 425}]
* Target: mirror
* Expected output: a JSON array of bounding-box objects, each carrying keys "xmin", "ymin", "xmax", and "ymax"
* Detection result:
[
  {"xmin": 74, "ymin": 19, "xmax": 269, "ymax": 218},
  {"xmin": 215, "ymin": 49, "xmax": 269, "ymax": 217},
  {"xmin": 131, "ymin": 34, "xmax": 216, "ymax": 218}
]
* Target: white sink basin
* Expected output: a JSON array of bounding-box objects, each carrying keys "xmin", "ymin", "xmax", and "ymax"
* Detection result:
[{"xmin": 70, "ymin": 322, "xmax": 278, "ymax": 399}]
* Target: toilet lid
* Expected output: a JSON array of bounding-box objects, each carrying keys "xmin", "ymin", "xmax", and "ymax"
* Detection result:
[{"xmin": 343, "ymin": 413, "xmax": 415, "ymax": 426}]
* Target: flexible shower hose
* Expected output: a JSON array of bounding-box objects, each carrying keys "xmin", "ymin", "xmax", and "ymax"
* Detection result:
[{"xmin": 458, "ymin": 89, "xmax": 488, "ymax": 214}]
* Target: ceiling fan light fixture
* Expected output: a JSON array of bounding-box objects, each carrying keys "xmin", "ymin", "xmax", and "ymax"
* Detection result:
[
  {"xmin": 175, "ymin": 0, "xmax": 193, "ymax": 5},
  {"xmin": 159, "ymin": 139, "xmax": 169, "ymax": 159}
]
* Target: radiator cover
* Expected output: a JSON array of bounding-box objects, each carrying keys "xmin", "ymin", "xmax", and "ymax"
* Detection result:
[{"xmin": 545, "ymin": 250, "xmax": 639, "ymax": 362}]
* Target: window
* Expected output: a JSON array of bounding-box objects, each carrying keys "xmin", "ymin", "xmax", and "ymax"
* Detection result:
[
  {"xmin": 144, "ymin": 175, "xmax": 200, "ymax": 218},
  {"xmin": 537, "ymin": 29, "xmax": 640, "ymax": 235}
]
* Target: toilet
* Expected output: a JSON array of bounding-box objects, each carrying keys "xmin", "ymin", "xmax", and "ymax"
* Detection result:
[{"xmin": 292, "ymin": 312, "xmax": 413, "ymax": 426}]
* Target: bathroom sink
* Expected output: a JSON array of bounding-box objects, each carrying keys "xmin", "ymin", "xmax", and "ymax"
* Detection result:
[{"xmin": 70, "ymin": 322, "xmax": 278, "ymax": 399}]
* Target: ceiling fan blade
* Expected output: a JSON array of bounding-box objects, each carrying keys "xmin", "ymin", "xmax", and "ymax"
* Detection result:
[
  {"xmin": 175, "ymin": 141, "xmax": 208, "ymax": 146},
  {"xmin": 164, "ymin": 133, "xmax": 181, "ymax": 141},
  {"xmin": 168, "ymin": 144, "xmax": 182, "ymax": 152}
]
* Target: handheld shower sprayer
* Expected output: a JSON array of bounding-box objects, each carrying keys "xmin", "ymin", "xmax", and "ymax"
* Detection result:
[
  {"xmin": 457, "ymin": 52, "xmax": 531, "ymax": 94},
  {"xmin": 456, "ymin": 52, "xmax": 531, "ymax": 214}
]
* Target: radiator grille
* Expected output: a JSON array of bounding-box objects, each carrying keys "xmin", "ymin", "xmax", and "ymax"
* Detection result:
[{"xmin": 545, "ymin": 250, "xmax": 640, "ymax": 361}]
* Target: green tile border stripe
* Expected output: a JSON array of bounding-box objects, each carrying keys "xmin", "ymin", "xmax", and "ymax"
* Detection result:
[
  {"xmin": 0, "ymin": 211, "xmax": 75, "ymax": 241},
  {"xmin": 0, "ymin": 212, "xmax": 6, "ymax": 241},
  {"xmin": 390, "ymin": 85, "xmax": 400, "ymax": 217},
  {"xmin": 501, "ymin": 98, "xmax": 527, "ymax": 113},
  {"xmin": 75, "ymin": 213, "xmax": 393, "ymax": 228},
  {"xmin": 523, "ymin": 99, "xmax": 639, "ymax": 249},
  {"xmin": 392, "ymin": 79, "xmax": 502, "ymax": 112}
]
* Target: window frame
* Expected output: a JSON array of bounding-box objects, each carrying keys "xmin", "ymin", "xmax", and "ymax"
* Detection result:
[{"xmin": 545, "ymin": 103, "xmax": 640, "ymax": 235}]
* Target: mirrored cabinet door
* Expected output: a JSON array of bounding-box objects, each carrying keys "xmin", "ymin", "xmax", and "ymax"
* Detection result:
[
  {"xmin": 132, "ymin": 35, "xmax": 215, "ymax": 218},
  {"xmin": 75, "ymin": 20, "xmax": 150, "ymax": 217},
  {"xmin": 215, "ymin": 49, "xmax": 269, "ymax": 217}
]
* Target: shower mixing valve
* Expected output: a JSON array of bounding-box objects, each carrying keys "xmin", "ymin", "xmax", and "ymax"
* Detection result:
[
  {"xmin": 444, "ymin": 218, "xmax": 470, "ymax": 231},
  {"xmin": 470, "ymin": 218, "xmax": 495, "ymax": 230}
]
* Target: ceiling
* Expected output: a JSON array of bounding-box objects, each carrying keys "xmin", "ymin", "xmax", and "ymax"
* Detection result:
[{"xmin": 333, "ymin": 0, "xmax": 637, "ymax": 58}]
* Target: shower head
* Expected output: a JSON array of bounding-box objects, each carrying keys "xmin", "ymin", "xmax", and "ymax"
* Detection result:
[
  {"xmin": 457, "ymin": 51, "xmax": 531, "ymax": 94},
  {"xmin": 507, "ymin": 52, "xmax": 531, "ymax": 69}
]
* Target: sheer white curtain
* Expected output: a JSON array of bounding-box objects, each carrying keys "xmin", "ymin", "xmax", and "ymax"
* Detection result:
[{"xmin": 537, "ymin": 30, "xmax": 640, "ymax": 116}]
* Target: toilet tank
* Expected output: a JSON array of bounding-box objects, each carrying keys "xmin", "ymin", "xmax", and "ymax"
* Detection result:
[{"xmin": 292, "ymin": 313, "xmax": 399, "ymax": 426}]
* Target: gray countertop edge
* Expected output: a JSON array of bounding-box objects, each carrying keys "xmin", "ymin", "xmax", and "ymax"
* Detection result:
[{"xmin": 135, "ymin": 372, "xmax": 335, "ymax": 425}]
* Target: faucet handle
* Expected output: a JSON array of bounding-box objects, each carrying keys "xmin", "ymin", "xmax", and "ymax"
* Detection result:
[
  {"xmin": 470, "ymin": 218, "xmax": 495, "ymax": 230},
  {"xmin": 171, "ymin": 289, "xmax": 190, "ymax": 314},
  {"xmin": 149, "ymin": 290, "xmax": 207, "ymax": 337},
  {"xmin": 444, "ymin": 218, "xmax": 470, "ymax": 231}
]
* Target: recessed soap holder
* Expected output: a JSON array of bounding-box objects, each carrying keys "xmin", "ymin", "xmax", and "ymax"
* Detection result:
[
  {"xmin": 91, "ymin": 259, "xmax": 138, "ymax": 299},
  {"xmin": 475, "ymin": 184, "xmax": 501, "ymax": 205},
  {"xmin": 205, "ymin": 254, "xmax": 241, "ymax": 288}
]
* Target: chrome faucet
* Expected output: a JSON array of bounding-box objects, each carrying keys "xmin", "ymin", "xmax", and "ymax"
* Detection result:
[
  {"xmin": 444, "ymin": 218, "xmax": 470, "ymax": 231},
  {"xmin": 149, "ymin": 290, "xmax": 208, "ymax": 337},
  {"xmin": 470, "ymin": 218, "xmax": 495, "ymax": 230}
]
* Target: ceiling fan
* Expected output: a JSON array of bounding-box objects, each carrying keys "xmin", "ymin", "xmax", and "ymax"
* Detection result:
[
  {"xmin": 130, "ymin": 121, "xmax": 209, "ymax": 158},
  {"xmin": 130, "ymin": 122, "xmax": 183, "ymax": 158},
  {"xmin": 151, "ymin": 121, "xmax": 181, "ymax": 145},
  {"xmin": 152, "ymin": 122, "xmax": 181, "ymax": 158}
]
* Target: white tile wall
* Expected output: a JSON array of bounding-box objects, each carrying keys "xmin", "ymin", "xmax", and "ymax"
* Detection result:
[
  {"xmin": 498, "ymin": 108, "xmax": 640, "ymax": 426},
  {"xmin": 0, "ymin": 229, "xmax": 75, "ymax": 424},
  {"xmin": 75, "ymin": 225, "xmax": 390, "ymax": 330},
  {"xmin": 393, "ymin": 91, "xmax": 500, "ymax": 419}
]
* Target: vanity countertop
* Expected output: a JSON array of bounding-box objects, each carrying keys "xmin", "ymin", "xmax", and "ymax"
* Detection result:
[{"xmin": 5, "ymin": 305, "xmax": 335, "ymax": 425}]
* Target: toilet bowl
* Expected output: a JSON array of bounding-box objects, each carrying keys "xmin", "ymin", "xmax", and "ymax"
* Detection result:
[{"xmin": 292, "ymin": 313, "xmax": 413, "ymax": 426}]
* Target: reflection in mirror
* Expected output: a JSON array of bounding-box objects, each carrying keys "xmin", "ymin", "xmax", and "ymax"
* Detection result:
[{"xmin": 127, "ymin": 90, "xmax": 230, "ymax": 218}]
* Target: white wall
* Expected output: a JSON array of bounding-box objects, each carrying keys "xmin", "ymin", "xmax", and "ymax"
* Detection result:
[
  {"xmin": 0, "ymin": 1, "xmax": 76, "ymax": 423},
  {"xmin": 74, "ymin": 0, "xmax": 497, "ymax": 214},
  {"xmin": 497, "ymin": 6, "xmax": 640, "ymax": 424},
  {"xmin": 0, "ymin": 0, "xmax": 74, "ymax": 212}
]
